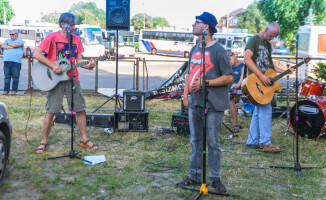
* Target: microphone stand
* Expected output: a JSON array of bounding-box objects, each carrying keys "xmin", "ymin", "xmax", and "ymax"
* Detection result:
[
  {"xmin": 182, "ymin": 32, "xmax": 239, "ymax": 199},
  {"xmin": 47, "ymin": 27, "xmax": 87, "ymax": 162},
  {"xmin": 270, "ymin": 34, "xmax": 321, "ymax": 178}
]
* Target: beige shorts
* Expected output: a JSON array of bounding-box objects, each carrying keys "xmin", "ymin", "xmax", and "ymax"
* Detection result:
[
  {"xmin": 230, "ymin": 94, "xmax": 241, "ymax": 104},
  {"xmin": 45, "ymin": 81, "xmax": 85, "ymax": 113}
]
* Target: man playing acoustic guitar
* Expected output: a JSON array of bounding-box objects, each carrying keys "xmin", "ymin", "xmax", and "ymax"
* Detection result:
[
  {"xmin": 244, "ymin": 22, "xmax": 294, "ymax": 152},
  {"xmin": 33, "ymin": 13, "xmax": 98, "ymax": 154}
]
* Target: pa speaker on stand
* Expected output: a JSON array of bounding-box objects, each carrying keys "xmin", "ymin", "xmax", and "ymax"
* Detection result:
[{"xmin": 106, "ymin": 0, "xmax": 130, "ymax": 30}]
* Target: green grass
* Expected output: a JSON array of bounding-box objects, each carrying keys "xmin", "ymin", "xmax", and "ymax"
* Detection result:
[{"xmin": 0, "ymin": 94, "xmax": 325, "ymax": 199}]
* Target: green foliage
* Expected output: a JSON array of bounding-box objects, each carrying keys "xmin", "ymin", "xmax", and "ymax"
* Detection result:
[
  {"xmin": 238, "ymin": 3, "xmax": 268, "ymax": 34},
  {"xmin": 0, "ymin": 1, "xmax": 15, "ymax": 24},
  {"xmin": 131, "ymin": 13, "xmax": 153, "ymax": 34},
  {"xmin": 311, "ymin": 62, "xmax": 326, "ymax": 81},
  {"xmin": 69, "ymin": 2, "xmax": 106, "ymax": 28},
  {"xmin": 40, "ymin": 2, "xmax": 106, "ymax": 28},
  {"xmin": 40, "ymin": 11, "xmax": 61, "ymax": 24},
  {"xmin": 258, "ymin": 0, "xmax": 326, "ymax": 48},
  {"xmin": 152, "ymin": 17, "xmax": 170, "ymax": 29}
]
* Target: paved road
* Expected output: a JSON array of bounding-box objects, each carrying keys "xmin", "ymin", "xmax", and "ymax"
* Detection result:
[{"xmin": 0, "ymin": 52, "xmax": 188, "ymax": 93}]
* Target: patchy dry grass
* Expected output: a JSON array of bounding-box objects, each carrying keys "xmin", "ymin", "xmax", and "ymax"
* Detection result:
[{"xmin": 0, "ymin": 93, "xmax": 325, "ymax": 200}]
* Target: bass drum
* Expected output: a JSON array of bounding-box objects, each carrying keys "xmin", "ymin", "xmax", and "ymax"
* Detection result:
[{"xmin": 289, "ymin": 97, "xmax": 326, "ymax": 139}]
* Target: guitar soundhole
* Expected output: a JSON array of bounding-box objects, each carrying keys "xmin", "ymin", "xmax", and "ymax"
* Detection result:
[{"xmin": 256, "ymin": 82, "xmax": 264, "ymax": 95}]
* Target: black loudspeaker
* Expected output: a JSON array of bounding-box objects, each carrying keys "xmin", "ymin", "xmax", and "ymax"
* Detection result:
[
  {"xmin": 106, "ymin": 0, "xmax": 130, "ymax": 30},
  {"xmin": 54, "ymin": 113, "xmax": 114, "ymax": 128},
  {"xmin": 114, "ymin": 110, "xmax": 149, "ymax": 132},
  {"xmin": 123, "ymin": 91, "xmax": 145, "ymax": 111},
  {"xmin": 171, "ymin": 111, "xmax": 190, "ymax": 135}
]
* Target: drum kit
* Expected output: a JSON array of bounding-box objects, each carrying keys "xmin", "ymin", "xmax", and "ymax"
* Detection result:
[{"xmin": 289, "ymin": 78, "xmax": 326, "ymax": 139}]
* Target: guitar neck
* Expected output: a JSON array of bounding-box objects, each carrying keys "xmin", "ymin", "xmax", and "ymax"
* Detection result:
[
  {"xmin": 72, "ymin": 57, "xmax": 101, "ymax": 69},
  {"xmin": 271, "ymin": 60, "xmax": 306, "ymax": 82}
]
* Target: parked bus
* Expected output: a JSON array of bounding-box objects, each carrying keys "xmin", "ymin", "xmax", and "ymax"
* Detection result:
[
  {"xmin": 298, "ymin": 25, "xmax": 326, "ymax": 59},
  {"xmin": 213, "ymin": 33, "xmax": 251, "ymax": 56},
  {"xmin": 102, "ymin": 30, "xmax": 135, "ymax": 57},
  {"xmin": 139, "ymin": 30, "xmax": 196, "ymax": 58},
  {"xmin": 73, "ymin": 24, "xmax": 104, "ymax": 58}
]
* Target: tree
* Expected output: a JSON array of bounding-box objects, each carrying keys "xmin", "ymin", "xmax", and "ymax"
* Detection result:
[
  {"xmin": 70, "ymin": 2, "xmax": 106, "ymax": 28},
  {"xmin": 40, "ymin": 11, "xmax": 61, "ymax": 24},
  {"xmin": 238, "ymin": 3, "xmax": 268, "ymax": 34},
  {"xmin": 258, "ymin": 0, "xmax": 326, "ymax": 48},
  {"xmin": 131, "ymin": 13, "xmax": 153, "ymax": 34},
  {"xmin": 152, "ymin": 17, "xmax": 170, "ymax": 29},
  {"xmin": 0, "ymin": 1, "xmax": 15, "ymax": 24}
]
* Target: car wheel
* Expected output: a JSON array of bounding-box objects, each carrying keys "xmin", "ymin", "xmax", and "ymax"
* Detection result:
[
  {"xmin": 151, "ymin": 49, "xmax": 157, "ymax": 55},
  {"xmin": 0, "ymin": 130, "xmax": 8, "ymax": 187}
]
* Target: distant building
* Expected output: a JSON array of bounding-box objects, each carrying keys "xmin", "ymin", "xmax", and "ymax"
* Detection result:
[{"xmin": 217, "ymin": 8, "xmax": 246, "ymax": 33}]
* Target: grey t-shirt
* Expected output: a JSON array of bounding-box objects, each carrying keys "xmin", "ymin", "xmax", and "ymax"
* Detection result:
[
  {"xmin": 245, "ymin": 35, "xmax": 274, "ymax": 73},
  {"xmin": 187, "ymin": 42, "xmax": 233, "ymax": 111}
]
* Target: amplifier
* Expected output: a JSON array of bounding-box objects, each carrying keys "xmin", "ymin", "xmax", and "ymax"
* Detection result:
[
  {"xmin": 171, "ymin": 112, "xmax": 190, "ymax": 135},
  {"xmin": 54, "ymin": 113, "xmax": 114, "ymax": 128},
  {"xmin": 123, "ymin": 91, "xmax": 145, "ymax": 111},
  {"xmin": 114, "ymin": 110, "xmax": 149, "ymax": 132}
]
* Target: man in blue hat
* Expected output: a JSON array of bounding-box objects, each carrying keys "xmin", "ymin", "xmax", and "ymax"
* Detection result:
[{"xmin": 176, "ymin": 12, "xmax": 233, "ymax": 193}]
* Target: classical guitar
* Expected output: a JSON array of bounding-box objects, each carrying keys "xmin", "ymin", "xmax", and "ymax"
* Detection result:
[
  {"xmin": 31, "ymin": 55, "xmax": 109, "ymax": 91},
  {"xmin": 242, "ymin": 57, "xmax": 310, "ymax": 105}
]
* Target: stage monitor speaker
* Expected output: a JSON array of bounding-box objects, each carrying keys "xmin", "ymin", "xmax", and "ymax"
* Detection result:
[
  {"xmin": 123, "ymin": 91, "xmax": 145, "ymax": 111},
  {"xmin": 106, "ymin": 0, "xmax": 130, "ymax": 30},
  {"xmin": 114, "ymin": 110, "xmax": 149, "ymax": 132},
  {"xmin": 54, "ymin": 113, "xmax": 114, "ymax": 128},
  {"xmin": 171, "ymin": 111, "xmax": 189, "ymax": 135}
]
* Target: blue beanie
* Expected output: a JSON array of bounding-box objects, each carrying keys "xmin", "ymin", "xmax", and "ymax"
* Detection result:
[{"xmin": 196, "ymin": 12, "xmax": 217, "ymax": 33}]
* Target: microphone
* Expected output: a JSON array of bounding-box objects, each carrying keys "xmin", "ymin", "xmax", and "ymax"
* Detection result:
[
  {"xmin": 202, "ymin": 30, "xmax": 208, "ymax": 35},
  {"xmin": 64, "ymin": 24, "xmax": 70, "ymax": 33},
  {"xmin": 295, "ymin": 33, "xmax": 299, "ymax": 41}
]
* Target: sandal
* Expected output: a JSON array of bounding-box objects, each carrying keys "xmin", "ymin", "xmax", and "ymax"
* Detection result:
[
  {"xmin": 258, "ymin": 144, "xmax": 281, "ymax": 152},
  {"xmin": 233, "ymin": 124, "xmax": 240, "ymax": 133},
  {"xmin": 80, "ymin": 140, "xmax": 98, "ymax": 150},
  {"xmin": 175, "ymin": 176, "xmax": 199, "ymax": 186},
  {"xmin": 36, "ymin": 143, "xmax": 48, "ymax": 154}
]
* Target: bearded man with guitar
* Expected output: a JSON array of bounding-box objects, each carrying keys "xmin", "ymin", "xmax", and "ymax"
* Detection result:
[
  {"xmin": 33, "ymin": 13, "xmax": 98, "ymax": 154},
  {"xmin": 243, "ymin": 22, "xmax": 295, "ymax": 152}
]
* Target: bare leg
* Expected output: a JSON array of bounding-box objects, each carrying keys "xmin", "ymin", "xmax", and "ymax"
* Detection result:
[
  {"xmin": 36, "ymin": 113, "xmax": 55, "ymax": 153},
  {"xmin": 76, "ymin": 111, "xmax": 98, "ymax": 149},
  {"xmin": 229, "ymin": 98, "xmax": 238, "ymax": 126}
]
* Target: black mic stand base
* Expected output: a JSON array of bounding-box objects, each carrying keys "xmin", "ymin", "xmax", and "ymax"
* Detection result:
[
  {"xmin": 46, "ymin": 150, "xmax": 82, "ymax": 160},
  {"xmin": 222, "ymin": 121, "xmax": 238, "ymax": 138},
  {"xmin": 270, "ymin": 162, "xmax": 323, "ymax": 178}
]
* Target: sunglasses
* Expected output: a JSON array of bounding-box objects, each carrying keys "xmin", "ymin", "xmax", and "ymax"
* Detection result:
[{"xmin": 9, "ymin": 34, "xmax": 16, "ymax": 36}]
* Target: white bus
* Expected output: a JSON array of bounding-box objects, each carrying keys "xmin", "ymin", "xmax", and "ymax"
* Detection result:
[
  {"xmin": 73, "ymin": 24, "xmax": 105, "ymax": 58},
  {"xmin": 298, "ymin": 25, "xmax": 326, "ymax": 59},
  {"xmin": 139, "ymin": 30, "xmax": 196, "ymax": 58},
  {"xmin": 102, "ymin": 30, "xmax": 135, "ymax": 58},
  {"xmin": 213, "ymin": 33, "xmax": 251, "ymax": 56}
]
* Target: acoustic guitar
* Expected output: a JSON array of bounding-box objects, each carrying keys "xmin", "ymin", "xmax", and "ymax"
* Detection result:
[
  {"xmin": 242, "ymin": 57, "xmax": 310, "ymax": 105},
  {"xmin": 32, "ymin": 55, "xmax": 109, "ymax": 91}
]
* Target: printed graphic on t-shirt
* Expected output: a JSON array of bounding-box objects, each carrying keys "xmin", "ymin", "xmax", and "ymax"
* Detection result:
[
  {"xmin": 56, "ymin": 42, "xmax": 77, "ymax": 62},
  {"xmin": 256, "ymin": 45, "xmax": 271, "ymax": 72},
  {"xmin": 188, "ymin": 51, "xmax": 214, "ymax": 92}
]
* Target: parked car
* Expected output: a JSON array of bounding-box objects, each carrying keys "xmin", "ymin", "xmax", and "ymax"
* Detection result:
[
  {"xmin": 0, "ymin": 102, "xmax": 12, "ymax": 187},
  {"xmin": 272, "ymin": 46, "xmax": 289, "ymax": 55}
]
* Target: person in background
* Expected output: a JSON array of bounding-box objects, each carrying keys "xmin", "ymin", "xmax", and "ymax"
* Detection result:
[
  {"xmin": 1, "ymin": 29, "xmax": 24, "ymax": 95},
  {"xmin": 228, "ymin": 52, "xmax": 245, "ymax": 133}
]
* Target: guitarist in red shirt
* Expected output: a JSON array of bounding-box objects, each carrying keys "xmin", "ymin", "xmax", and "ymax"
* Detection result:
[
  {"xmin": 244, "ymin": 22, "xmax": 294, "ymax": 152},
  {"xmin": 33, "ymin": 13, "xmax": 98, "ymax": 154}
]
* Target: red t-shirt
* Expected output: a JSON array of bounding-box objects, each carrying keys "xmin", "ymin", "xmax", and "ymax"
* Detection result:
[{"xmin": 38, "ymin": 31, "xmax": 84, "ymax": 81}]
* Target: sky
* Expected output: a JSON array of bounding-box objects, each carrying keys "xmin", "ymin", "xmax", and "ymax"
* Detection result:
[{"xmin": 9, "ymin": 0, "xmax": 255, "ymax": 28}]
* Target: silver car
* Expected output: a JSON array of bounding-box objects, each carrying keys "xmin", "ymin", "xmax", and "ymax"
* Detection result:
[{"xmin": 0, "ymin": 102, "xmax": 12, "ymax": 187}]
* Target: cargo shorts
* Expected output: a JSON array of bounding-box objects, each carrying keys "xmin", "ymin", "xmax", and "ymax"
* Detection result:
[{"xmin": 45, "ymin": 81, "xmax": 85, "ymax": 113}]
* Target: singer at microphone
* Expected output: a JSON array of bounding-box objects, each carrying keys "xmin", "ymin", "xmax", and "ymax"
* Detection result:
[{"xmin": 176, "ymin": 12, "xmax": 233, "ymax": 193}]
